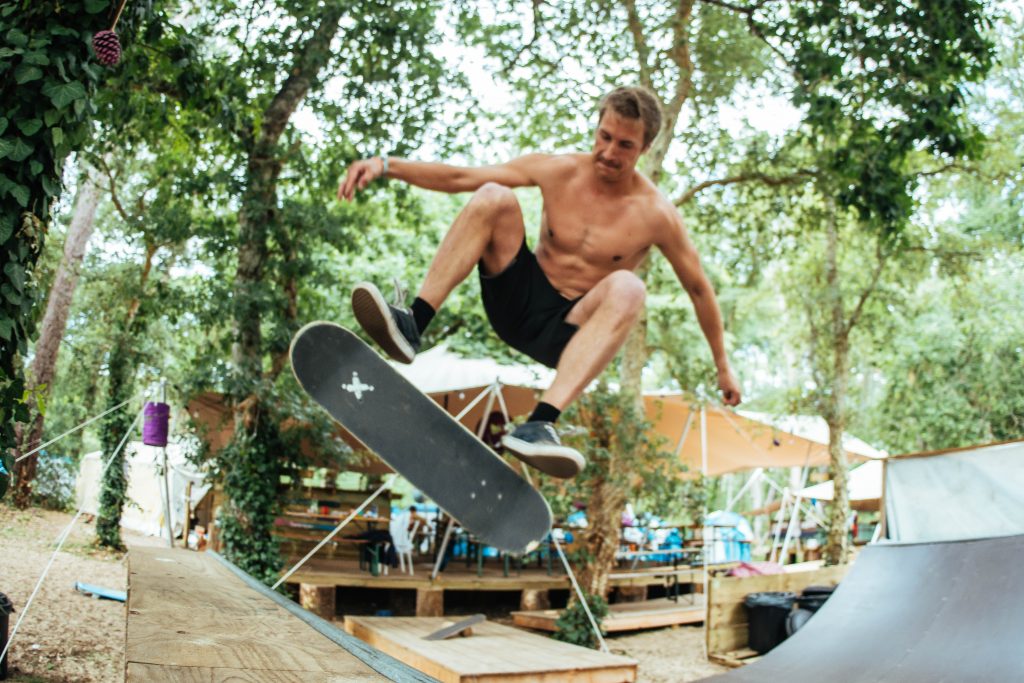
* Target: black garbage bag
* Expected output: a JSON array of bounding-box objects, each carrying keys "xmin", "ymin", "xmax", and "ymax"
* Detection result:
[{"xmin": 743, "ymin": 591, "xmax": 797, "ymax": 654}]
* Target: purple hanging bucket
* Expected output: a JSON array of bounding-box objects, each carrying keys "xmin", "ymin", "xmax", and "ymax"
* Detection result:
[{"xmin": 143, "ymin": 402, "xmax": 170, "ymax": 447}]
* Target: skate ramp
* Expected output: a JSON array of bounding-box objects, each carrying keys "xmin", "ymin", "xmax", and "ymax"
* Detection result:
[{"xmin": 701, "ymin": 534, "xmax": 1024, "ymax": 682}]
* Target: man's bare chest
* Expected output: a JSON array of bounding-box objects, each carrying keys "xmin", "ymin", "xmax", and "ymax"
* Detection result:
[{"xmin": 540, "ymin": 197, "xmax": 654, "ymax": 268}]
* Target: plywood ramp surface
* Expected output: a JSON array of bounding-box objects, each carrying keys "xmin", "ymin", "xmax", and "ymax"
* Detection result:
[
  {"xmin": 126, "ymin": 547, "xmax": 429, "ymax": 682},
  {"xmin": 345, "ymin": 615, "xmax": 638, "ymax": 683},
  {"xmin": 513, "ymin": 596, "xmax": 705, "ymax": 633}
]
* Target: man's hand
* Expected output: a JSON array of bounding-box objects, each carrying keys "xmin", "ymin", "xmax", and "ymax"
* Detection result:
[
  {"xmin": 718, "ymin": 367, "xmax": 742, "ymax": 407},
  {"xmin": 337, "ymin": 157, "xmax": 384, "ymax": 202}
]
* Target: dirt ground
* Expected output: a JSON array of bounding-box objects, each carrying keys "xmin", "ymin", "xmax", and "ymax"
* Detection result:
[{"xmin": 0, "ymin": 505, "xmax": 725, "ymax": 682}]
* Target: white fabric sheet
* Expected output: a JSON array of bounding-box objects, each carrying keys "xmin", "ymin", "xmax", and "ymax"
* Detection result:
[{"xmin": 885, "ymin": 441, "xmax": 1024, "ymax": 543}]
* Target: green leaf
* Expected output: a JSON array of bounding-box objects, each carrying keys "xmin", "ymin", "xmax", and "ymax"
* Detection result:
[
  {"xmin": 0, "ymin": 118, "xmax": 6, "ymax": 136},
  {"xmin": 41, "ymin": 175, "xmax": 60, "ymax": 198},
  {"xmin": 41, "ymin": 79, "xmax": 86, "ymax": 108},
  {"xmin": 84, "ymin": 0, "xmax": 109, "ymax": 13},
  {"xmin": 43, "ymin": 109, "xmax": 60, "ymax": 127},
  {"xmin": 0, "ymin": 47, "xmax": 19, "ymax": 59},
  {"xmin": 51, "ymin": 127, "xmax": 63, "ymax": 147},
  {"xmin": 4, "ymin": 263, "xmax": 25, "ymax": 293},
  {"xmin": 1, "ymin": 284, "xmax": 20, "ymax": 306},
  {"xmin": 17, "ymin": 119, "xmax": 42, "ymax": 137},
  {"xmin": 14, "ymin": 63, "xmax": 43, "ymax": 84},
  {"xmin": 9, "ymin": 185, "xmax": 29, "ymax": 208},
  {"xmin": 0, "ymin": 317, "xmax": 12, "ymax": 341},
  {"xmin": 0, "ymin": 214, "xmax": 13, "ymax": 243},
  {"xmin": 6, "ymin": 29, "xmax": 28, "ymax": 48},
  {"xmin": 23, "ymin": 51, "xmax": 50, "ymax": 66},
  {"xmin": 8, "ymin": 137, "xmax": 32, "ymax": 162},
  {"xmin": 29, "ymin": 160, "xmax": 42, "ymax": 175}
]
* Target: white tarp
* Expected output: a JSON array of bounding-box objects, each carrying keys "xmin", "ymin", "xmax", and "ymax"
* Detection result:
[
  {"xmin": 800, "ymin": 459, "xmax": 884, "ymax": 502},
  {"xmin": 885, "ymin": 440, "xmax": 1024, "ymax": 543},
  {"xmin": 391, "ymin": 343, "xmax": 554, "ymax": 393},
  {"xmin": 76, "ymin": 441, "xmax": 209, "ymax": 539}
]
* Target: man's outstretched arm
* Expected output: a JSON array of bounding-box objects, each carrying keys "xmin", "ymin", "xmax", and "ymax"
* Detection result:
[
  {"xmin": 656, "ymin": 206, "xmax": 742, "ymax": 407},
  {"xmin": 337, "ymin": 154, "xmax": 550, "ymax": 201}
]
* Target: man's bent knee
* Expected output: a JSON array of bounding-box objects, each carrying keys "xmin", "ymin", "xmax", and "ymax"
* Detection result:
[
  {"xmin": 471, "ymin": 182, "xmax": 519, "ymax": 215},
  {"xmin": 605, "ymin": 270, "xmax": 647, "ymax": 311}
]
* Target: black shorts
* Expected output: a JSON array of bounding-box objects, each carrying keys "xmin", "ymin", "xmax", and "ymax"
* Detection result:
[{"xmin": 479, "ymin": 240, "xmax": 581, "ymax": 369}]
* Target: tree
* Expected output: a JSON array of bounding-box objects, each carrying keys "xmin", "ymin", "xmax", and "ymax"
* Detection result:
[{"xmin": 1, "ymin": 0, "xmax": 153, "ymax": 503}]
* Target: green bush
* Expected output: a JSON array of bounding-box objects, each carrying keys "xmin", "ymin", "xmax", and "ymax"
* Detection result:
[{"xmin": 552, "ymin": 591, "xmax": 609, "ymax": 649}]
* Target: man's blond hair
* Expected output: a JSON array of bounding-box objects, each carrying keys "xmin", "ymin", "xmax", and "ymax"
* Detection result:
[{"xmin": 598, "ymin": 86, "xmax": 663, "ymax": 149}]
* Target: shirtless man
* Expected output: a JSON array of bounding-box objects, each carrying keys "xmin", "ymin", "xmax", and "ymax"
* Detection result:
[{"xmin": 338, "ymin": 86, "xmax": 741, "ymax": 479}]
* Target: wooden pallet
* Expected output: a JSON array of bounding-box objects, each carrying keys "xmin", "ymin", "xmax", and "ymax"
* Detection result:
[
  {"xmin": 512, "ymin": 595, "xmax": 706, "ymax": 633},
  {"xmin": 345, "ymin": 615, "xmax": 638, "ymax": 683}
]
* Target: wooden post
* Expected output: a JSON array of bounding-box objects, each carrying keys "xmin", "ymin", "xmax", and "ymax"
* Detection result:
[
  {"xmin": 183, "ymin": 481, "xmax": 193, "ymax": 549},
  {"xmin": 299, "ymin": 584, "xmax": 336, "ymax": 620},
  {"xmin": 416, "ymin": 588, "xmax": 444, "ymax": 617},
  {"xmin": 520, "ymin": 588, "xmax": 550, "ymax": 611}
]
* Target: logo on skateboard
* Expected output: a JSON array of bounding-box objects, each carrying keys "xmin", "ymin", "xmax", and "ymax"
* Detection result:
[{"xmin": 342, "ymin": 372, "xmax": 374, "ymax": 400}]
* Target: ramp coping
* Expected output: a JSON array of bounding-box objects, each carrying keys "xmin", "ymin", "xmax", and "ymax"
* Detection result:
[{"xmin": 209, "ymin": 551, "xmax": 439, "ymax": 682}]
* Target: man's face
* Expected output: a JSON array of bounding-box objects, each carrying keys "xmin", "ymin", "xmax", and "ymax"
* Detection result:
[{"xmin": 592, "ymin": 111, "xmax": 647, "ymax": 182}]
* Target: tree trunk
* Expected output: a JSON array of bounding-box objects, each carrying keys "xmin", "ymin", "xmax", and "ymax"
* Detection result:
[
  {"xmin": 577, "ymin": 476, "xmax": 628, "ymax": 598},
  {"xmin": 11, "ymin": 165, "xmax": 101, "ymax": 508},
  {"xmin": 821, "ymin": 208, "xmax": 851, "ymax": 566},
  {"xmin": 224, "ymin": 6, "xmax": 345, "ymax": 576}
]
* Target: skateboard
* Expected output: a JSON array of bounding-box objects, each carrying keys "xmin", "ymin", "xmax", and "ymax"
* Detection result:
[{"xmin": 289, "ymin": 322, "xmax": 552, "ymax": 554}]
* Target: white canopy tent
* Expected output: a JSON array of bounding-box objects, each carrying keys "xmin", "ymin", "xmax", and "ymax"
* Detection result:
[
  {"xmin": 76, "ymin": 441, "xmax": 209, "ymax": 541},
  {"xmin": 800, "ymin": 459, "xmax": 883, "ymax": 504}
]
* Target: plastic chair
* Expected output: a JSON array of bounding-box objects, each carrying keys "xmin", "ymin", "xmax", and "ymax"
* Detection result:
[{"xmin": 389, "ymin": 517, "xmax": 420, "ymax": 575}]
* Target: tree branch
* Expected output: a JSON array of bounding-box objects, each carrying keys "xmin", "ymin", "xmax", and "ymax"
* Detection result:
[
  {"xmin": 622, "ymin": 0, "xmax": 654, "ymax": 89},
  {"xmin": 675, "ymin": 168, "xmax": 814, "ymax": 205}
]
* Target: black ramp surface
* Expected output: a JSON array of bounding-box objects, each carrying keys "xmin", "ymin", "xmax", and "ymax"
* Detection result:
[
  {"xmin": 700, "ymin": 534, "xmax": 1024, "ymax": 683},
  {"xmin": 290, "ymin": 322, "xmax": 551, "ymax": 553}
]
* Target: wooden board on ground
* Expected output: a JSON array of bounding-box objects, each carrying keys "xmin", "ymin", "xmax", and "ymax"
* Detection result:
[
  {"xmin": 708, "ymin": 648, "xmax": 761, "ymax": 669},
  {"xmin": 344, "ymin": 615, "xmax": 638, "ymax": 683},
  {"xmin": 512, "ymin": 596, "xmax": 706, "ymax": 633},
  {"xmin": 126, "ymin": 547, "xmax": 432, "ymax": 682},
  {"xmin": 705, "ymin": 564, "xmax": 851, "ymax": 658}
]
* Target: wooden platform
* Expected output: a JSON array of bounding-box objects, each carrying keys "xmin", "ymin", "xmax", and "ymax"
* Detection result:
[
  {"xmin": 126, "ymin": 547, "xmax": 434, "ymax": 682},
  {"xmin": 344, "ymin": 615, "xmax": 638, "ymax": 683},
  {"xmin": 512, "ymin": 595, "xmax": 706, "ymax": 633}
]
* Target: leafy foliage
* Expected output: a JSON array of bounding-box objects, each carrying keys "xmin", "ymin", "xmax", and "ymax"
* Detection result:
[
  {"xmin": 0, "ymin": 0, "xmax": 153, "ymax": 472},
  {"xmin": 552, "ymin": 590, "xmax": 609, "ymax": 649}
]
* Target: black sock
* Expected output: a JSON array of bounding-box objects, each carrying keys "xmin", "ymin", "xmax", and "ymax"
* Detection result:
[
  {"xmin": 411, "ymin": 297, "xmax": 435, "ymax": 334},
  {"xmin": 528, "ymin": 401, "xmax": 561, "ymax": 424}
]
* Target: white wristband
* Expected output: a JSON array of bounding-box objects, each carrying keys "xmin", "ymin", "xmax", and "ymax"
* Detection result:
[{"xmin": 380, "ymin": 154, "xmax": 389, "ymax": 178}]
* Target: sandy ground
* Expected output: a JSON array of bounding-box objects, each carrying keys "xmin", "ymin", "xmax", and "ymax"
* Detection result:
[{"xmin": 0, "ymin": 505, "xmax": 725, "ymax": 682}]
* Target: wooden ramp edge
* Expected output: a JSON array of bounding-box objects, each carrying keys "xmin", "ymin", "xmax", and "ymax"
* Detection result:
[
  {"xmin": 513, "ymin": 596, "xmax": 706, "ymax": 633},
  {"xmin": 126, "ymin": 547, "xmax": 437, "ymax": 682},
  {"xmin": 345, "ymin": 615, "xmax": 639, "ymax": 683}
]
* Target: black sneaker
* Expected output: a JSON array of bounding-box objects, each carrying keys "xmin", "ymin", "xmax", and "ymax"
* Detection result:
[
  {"xmin": 501, "ymin": 421, "xmax": 585, "ymax": 479},
  {"xmin": 352, "ymin": 281, "xmax": 421, "ymax": 363}
]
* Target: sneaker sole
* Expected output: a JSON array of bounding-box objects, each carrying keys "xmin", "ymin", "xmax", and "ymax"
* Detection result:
[
  {"xmin": 352, "ymin": 282, "xmax": 416, "ymax": 364},
  {"xmin": 501, "ymin": 435, "xmax": 585, "ymax": 479}
]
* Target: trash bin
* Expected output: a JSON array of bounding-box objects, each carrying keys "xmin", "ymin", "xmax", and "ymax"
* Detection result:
[
  {"xmin": 798, "ymin": 585, "xmax": 836, "ymax": 613},
  {"xmin": 743, "ymin": 591, "xmax": 796, "ymax": 654},
  {"xmin": 0, "ymin": 591, "xmax": 14, "ymax": 680}
]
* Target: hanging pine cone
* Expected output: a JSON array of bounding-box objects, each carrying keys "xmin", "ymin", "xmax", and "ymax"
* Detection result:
[{"xmin": 92, "ymin": 30, "xmax": 122, "ymax": 66}]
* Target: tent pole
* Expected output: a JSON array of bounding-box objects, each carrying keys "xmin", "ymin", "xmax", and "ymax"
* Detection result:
[
  {"xmin": 778, "ymin": 468, "xmax": 809, "ymax": 563},
  {"xmin": 700, "ymin": 405, "xmax": 709, "ymax": 660},
  {"xmin": 476, "ymin": 383, "xmax": 498, "ymax": 439},
  {"xmin": 160, "ymin": 379, "xmax": 173, "ymax": 548},
  {"xmin": 675, "ymin": 410, "xmax": 695, "ymax": 459},
  {"xmin": 453, "ymin": 385, "xmax": 492, "ymax": 423},
  {"xmin": 727, "ymin": 468, "xmax": 763, "ymax": 512},
  {"xmin": 769, "ymin": 488, "xmax": 789, "ymax": 563}
]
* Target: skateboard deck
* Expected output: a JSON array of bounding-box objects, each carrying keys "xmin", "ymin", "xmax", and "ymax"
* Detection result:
[{"xmin": 289, "ymin": 322, "xmax": 552, "ymax": 554}]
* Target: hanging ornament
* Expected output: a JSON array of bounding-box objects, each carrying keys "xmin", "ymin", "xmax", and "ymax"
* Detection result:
[{"xmin": 91, "ymin": 0, "xmax": 129, "ymax": 67}]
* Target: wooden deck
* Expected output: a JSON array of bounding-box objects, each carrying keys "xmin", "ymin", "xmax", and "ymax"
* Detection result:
[
  {"xmin": 289, "ymin": 557, "xmax": 697, "ymax": 590},
  {"xmin": 512, "ymin": 596, "xmax": 706, "ymax": 633},
  {"xmin": 344, "ymin": 615, "xmax": 638, "ymax": 683},
  {"xmin": 126, "ymin": 547, "xmax": 434, "ymax": 682}
]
